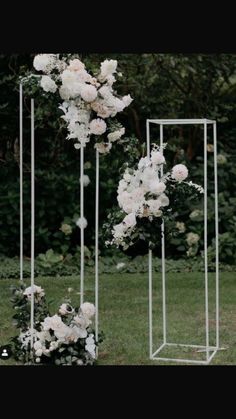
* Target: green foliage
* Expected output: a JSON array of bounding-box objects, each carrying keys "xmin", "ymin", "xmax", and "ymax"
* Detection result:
[{"xmin": 1, "ymin": 54, "xmax": 236, "ymax": 263}]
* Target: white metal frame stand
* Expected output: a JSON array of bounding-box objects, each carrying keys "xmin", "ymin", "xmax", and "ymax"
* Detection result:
[
  {"xmin": 19, "ymin": 85, "xmax": 99, "ymax": 351},
  {"xmin": 146, "ymin": 119, "xmax": 219, "ymax": 365}
]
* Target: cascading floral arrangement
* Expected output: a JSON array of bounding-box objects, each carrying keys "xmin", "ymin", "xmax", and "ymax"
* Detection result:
[
  {"xmin": 28, "ymin": 54, "xmax": 133, "ymax": 153},
  {"xmin": 10, "ymin": 283, "xmax": 101, "ymax": 365},
  {"xmin": 104, "ymin": 144, "xmax": 204, "ymax": 251}
]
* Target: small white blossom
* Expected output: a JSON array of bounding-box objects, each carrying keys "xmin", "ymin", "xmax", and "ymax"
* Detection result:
[
  {"xmin": 80, "ymin": 175, "xmax": 90, "ymax": 187},
  {"xmin": 186, "ymin": 232, "xmax": 200, "ymax": 246},
  {"xmin": 116, "ymin": 262, "xmax": 126, "ymax": 270},
  {"xmin": 76, "ymin": 217, "xmax": 88, "ymax": 229}
]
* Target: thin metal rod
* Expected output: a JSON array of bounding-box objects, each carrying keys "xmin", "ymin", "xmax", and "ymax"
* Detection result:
[
  {"xmin": 151, "ymin": 355, "xmax": 217, "ymax": 365},
  {"xmin": 19, "ymin": 84, "xmax": 23, "ymax": 281},
  {"xmin": 80, "ymin": 145, "xmax": 84, "ymax": 305},
  {"xmin": 152, "ymin": 343, "xmax": 166, "ymax": 358},
  {"xmin": 160, "ymin": 124, "xmax": 167, "ymax": 344},
  {"xmin": 147, "ymin": 120, "xmax": 153, "ymax": 358},
  {"xmin": 146, "ymin": 120, "xmax": 150, "ymax": 157},
  {"xmin": 95, "ymin": 149, "xmax": 99, "ymax": 344},
  {"xmin": 166, "ymin": 343, "xmax": 217, "ymax": 350},
  {"xmin": 30, "ymin": 99, "xmax": 35, "ymax": 349},
  {"xmin": 149, "ymin": 249, "xmax": 153, "ymax": 358},
  {"xmin": 213, "ymin": 122, "xmax": 219, "ymax": 348},
  {"xmin": 204, "ymin": 122, "xmax": 209, "ymax": 361}
]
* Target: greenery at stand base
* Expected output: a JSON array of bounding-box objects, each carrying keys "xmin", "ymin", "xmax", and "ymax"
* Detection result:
[
  {"xmin": 0, "ymin": 254, "xmax": 235, "ymax": 281},
  {"xmin": 1, "ymin": 54, "xmax": 236, "ymax": 263}
]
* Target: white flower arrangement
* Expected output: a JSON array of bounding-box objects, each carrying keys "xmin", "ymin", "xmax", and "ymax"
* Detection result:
[
  {"xmin": 104, "ymin": 144, "xmax": 204, "ymax": 250},
  {"xmin": 30, "ymin": 54, "xmax": 133, "ymax": 153},
  {"xmin": 10, "ymin": 283, "xmax": 100, "ymax": 366}
]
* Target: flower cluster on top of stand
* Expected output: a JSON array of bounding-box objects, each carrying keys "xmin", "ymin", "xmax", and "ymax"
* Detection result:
[
  {"xmin": 105, "ymin": 144, "xmax": 204, "ymax": 250},
  {"xmin": 30, "ymin": 54, "xmax": 133, "ymax": 153},
  {"xmin": 10, "ymin": 283, "xmax": 100, "ymax": 365}
]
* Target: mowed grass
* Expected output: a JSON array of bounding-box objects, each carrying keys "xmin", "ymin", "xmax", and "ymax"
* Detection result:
[{"xmin": 0, "ymin": 272, "xmax": 235, "ymax": 365}]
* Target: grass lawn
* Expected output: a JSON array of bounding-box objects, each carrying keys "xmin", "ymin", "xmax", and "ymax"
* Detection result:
[{"xmin": 0, "ymin": 272, "xmax": 235, "ymax": 365}]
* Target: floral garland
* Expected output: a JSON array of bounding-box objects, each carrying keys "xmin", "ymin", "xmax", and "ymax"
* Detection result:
[
  {"xmin": 30, "ymin": 54, "xmax": 133, "ymax": 153},
  {"xmin": 10, "ymin": 283, "xmax": 101, "ymax": 365},
  {"xmin": 104, "ymin": 144, "xmax": 204, "ymax": 250}
]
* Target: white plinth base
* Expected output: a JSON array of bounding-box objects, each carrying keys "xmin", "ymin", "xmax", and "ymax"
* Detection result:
[{"xmin": 151, "ymin": 343, "xmax": 219, "ymax": 365}]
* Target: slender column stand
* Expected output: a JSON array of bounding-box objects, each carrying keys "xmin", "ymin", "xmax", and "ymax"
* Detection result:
[
  {"xmin": 147, "ymin": 118, "xmax": 220, "ymax": 365},
  {"xmin": 20, "ymin": 86, "xmax": 100, "ymax": 356}
]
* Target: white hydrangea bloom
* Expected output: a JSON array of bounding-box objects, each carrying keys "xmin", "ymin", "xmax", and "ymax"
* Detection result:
[
  {"xmin": 40, "ymin": 75, "xmax": 57, "ymax": 93},
  {"xmin": 33, "ymin": 54, "xmax": 57, "ymax": 73},
  {"xmin": 76, "ymin": 217, "xmax": 88, "ymax": 229}
]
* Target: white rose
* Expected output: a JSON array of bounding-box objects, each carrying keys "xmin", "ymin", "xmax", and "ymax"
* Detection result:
[
  {"xmin": 59, "ymin": 303, "xmax": 74, "ymax": 315},
  {"xmin": 122, "ymin": 94, "xmax": 133, "ymax": 107},
  {"xmin": 74, "ymin": 314, "xmax": 91, "ymax": 329},
  {"xmin": 90, "ymin": 101, "xmax": 111, "ymax": 118},
  {"xmin": 100, "ymin": 59, "xmax": 118, "ymax": 77},
  {"xmin": 94, "ymin": 142, "xmax": 112, "ymax": 154},
  {"xmin": 112, "ymin": 97, "xmax": 125, "ymax": 113},
  {"xmin": 98, "ymin": 85, "xmax": 112, "ymax": 98},
  {"xmin": 23, "ymin": 285, "xmax": 45, "ymax": 299},
  {"xmin": 149, "ymin": 180, "xmax": 166, "ymax": 195},
  {"xmin": 40, "ymin": 75, "xmax": 57, "ymax": 93},
  {"xmin": 138, "ymin": 157, "xmax": 150, "ymax": 170},
  {"xmin": 176, "ymin": 221, "xmax": 186, "ymax": 233},
  {"xmin": 106, "ymin": 74, "xmax": 116, "ymax": 85},
  {"xmin": 172, "ymin": 164, "xmax": 188, "ymax": 181},
  {"xmin": 90, "ymin": 118, "xmax": 107, "ymax": 135},
  {"xmin": 123, "ymin": 212, "xmax": 136, "ymax": 228},
  {"xmin": 151, "ymin": 151, "xmax": 165, "ymax": 165},
  {"xmin": 159, "ymin": 193, "xmax": 170, "ymax": 207},
  {"xmin": 41, "ymin": 314, "xmax": 63, "ymax": 331},
  {"xmin": 107, "ymin": 127, "xmax": 125, "ymax": 142},
  {"xmin": 80, "ymin": 302, "xmax": 96, "ymax": 319},
  {"xmin": 186, "ymin": 232, "xmax": 200, "ymax": 246},
  {"xmin": 68, "ymin": 325, "xmax": 87, "ymax": 342},
  {"xmin": 80, "ymin": 84, "xmax": 97, "ymax": 102}
]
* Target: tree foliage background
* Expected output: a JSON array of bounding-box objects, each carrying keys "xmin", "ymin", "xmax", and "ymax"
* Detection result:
[{"xmin": 1, "ymin": 54, "xmax": 236, "ymax": 263}]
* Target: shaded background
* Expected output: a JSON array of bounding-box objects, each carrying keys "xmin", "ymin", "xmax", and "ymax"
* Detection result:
[{"xmin": 1, "ymin": 54, "xmax": 236, "ymax": 264}]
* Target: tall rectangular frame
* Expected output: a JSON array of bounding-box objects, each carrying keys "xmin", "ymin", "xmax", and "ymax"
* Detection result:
[
  {"xmin": 19, "ymin": 84, "xmax": 99, "ymax": 352},
  {"xmin": 146, "ymin": 118, "xmax": 219, "ymax": 365}
]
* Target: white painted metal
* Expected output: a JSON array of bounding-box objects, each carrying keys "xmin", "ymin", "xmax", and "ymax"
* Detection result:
[
  {"xmin": 147, "ymin": 119, "xmax": 215, "ymax": 125},
  {"xmin": 30, "ymin": 99, "xmax": 35, "ymax": 349},
  {"xmin": 19, "ymin": 84, "xmax": 23, "ymax": 281},
  {"xmin": 160, "ymin": 124, "xmax": 167, "ymax": 344},
  {"xmin": 213, "ymin": 122, "xmax": 219, "ymax": 349},
  {"xmin": 95, "ymin": 149, "xmax": 99, "ymax": 344},
  {"xmin": 147, "ymin": 118, "xmax": 219, "ymax": 365},
  {"xmin": 204, "ymin": 122, "xmax": 209, "ymax": 361},
  {"xmin": 19, "ymin": 93, "xmax": 101, "ymax": 356},
  {"xmin": 148, "ymin": 249, "xmax": 153, "ymax": 358},
  {"xmin": 80, "ymin": 145, "xmax": 84, "ymax": 305}
]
